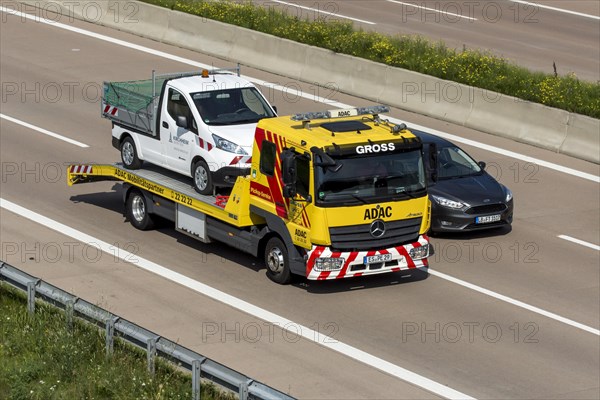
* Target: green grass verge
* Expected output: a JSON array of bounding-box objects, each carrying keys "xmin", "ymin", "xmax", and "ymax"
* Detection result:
[
  {"xmin": 141, "ymin": 0, "xmax": 600, "ymax": 119},
  {"xmin": 0, "ymin": 283, "xmax": 233, "ymax": 400}
]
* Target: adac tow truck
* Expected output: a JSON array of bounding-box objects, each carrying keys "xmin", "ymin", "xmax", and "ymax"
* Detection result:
[{"xmin": 68, "ymin": 106, "xmax": 436, "ymax": 284}]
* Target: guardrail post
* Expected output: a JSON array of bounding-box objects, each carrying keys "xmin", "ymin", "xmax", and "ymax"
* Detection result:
[
  {"xmin": 147, "ymin": 338, "xmax": 157, "ymax": 376},
  {"xmin": 192, "ymin": 360, "xmax": 202, "ymax": 400},
  {"xmin": 65, "ymin": 299, "xmax": 75, "ymax": 332},
  {"xmin": 105, "ymin": 317, "xmax": 115, "ymax": 357},
  {"xmin": 239, "ymin": 380, "xmax": 249, "ymax": 400},
  {"xmin": 27, "ymin": 281, "xmax": 36, "ymax": 314}
]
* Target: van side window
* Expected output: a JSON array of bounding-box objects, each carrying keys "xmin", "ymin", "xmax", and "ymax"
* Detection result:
[
  {"xmin": 167, "ymin": 88, "xmax": 195, "ymax": 132},
  {"xmin": 260, "ymin": 140, "xmax": 276, "ymax": 176}
]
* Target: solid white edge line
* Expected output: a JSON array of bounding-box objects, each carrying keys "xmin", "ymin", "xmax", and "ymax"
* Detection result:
[
  {"xmin": 0, "ymin": 197, "xmax": 475, "ymax": 400},
  {"xmin": 427, "ymin": 269, "xmax": 600, "ymax": 336},
  {"xmin": 1, "ymin": 6, "xmax": 598, "ymax": 184},
  {"xmin": 268, "ymin": 0, "xmax": 377, "ymax": 24},
  {"xmin": 507, "ymin": 0, "xmax": 600, "ymax": 20},
  {"xmin": 558, "ymin": 235, "xmax": 600, "ymax": 251},
  {"xmin": 0, "ymin": 113, "xmax": 89, "ymax": 148},
  {"xmin": 386, "ymin": 0, "xmax": 478, "ymax": 21}
]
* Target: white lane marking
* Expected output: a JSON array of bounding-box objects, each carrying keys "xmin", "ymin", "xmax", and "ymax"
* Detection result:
[
  {"xmin": 268, "ymin": 0, "xmax": 376, "ymax": 24},
  {"xmin": 0, "ymin": 198, "xmax": 473, "ymax": 400},
  {"xmin": 428, "ymin": 268, "xmax": 600, "ymax": 336},
  {"xmin": 1, "ymin": 6, "xmax": 597, "ymax": 184},
  {"xmin": 0, "ymin": 113, "xmax": 89, "ymax": 148},
  {"xmin": 507, "ymin": 0, "xmax": 600, "ymax": 20},
  {"xmin": 387, "ymin": 0, "xmax": 478, "ymax": 21},
  {"xmin": 558, "ymin": 235, "xmax": 600, "ymax": 251}
]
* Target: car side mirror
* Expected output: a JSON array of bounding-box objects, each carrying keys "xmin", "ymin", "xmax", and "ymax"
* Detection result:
[
  {"xmin": 478, "ymin": 161, "xmax": 486, "ymax": 170},
  {"xmin": 176, "ymin": 115, "xmax": 189, "ymax": 129}
]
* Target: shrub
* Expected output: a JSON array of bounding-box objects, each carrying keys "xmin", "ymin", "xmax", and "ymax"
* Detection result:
[{"xmin": 142, "ymin": 0, "xmax": 600, "ymax": 118}]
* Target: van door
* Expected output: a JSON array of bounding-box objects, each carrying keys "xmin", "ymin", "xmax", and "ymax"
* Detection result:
[{"xmin": 161, "ymin": 87, "xmax": 197, "ymax": 175}]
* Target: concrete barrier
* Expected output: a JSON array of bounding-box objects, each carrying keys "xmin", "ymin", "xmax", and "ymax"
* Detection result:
[
  {"xmin": 562, "ymin": 113, "xmax": 600, "ymax": 162},
  {"xmin": 12, "ymin": 0, "xmax": 600, "ymax": 164},
  {"xmin": 468, "ymin": 91, "xmax": 570, "ymax": 151}
]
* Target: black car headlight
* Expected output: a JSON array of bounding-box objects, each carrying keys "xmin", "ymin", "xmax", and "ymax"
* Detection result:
[
  {"xmin": 505, "ymin": 187, "xmax": 513, "ymax": 203},
  {"xmin": 431, "ymin": 195, "xmax": 466, "ymax": 209}
]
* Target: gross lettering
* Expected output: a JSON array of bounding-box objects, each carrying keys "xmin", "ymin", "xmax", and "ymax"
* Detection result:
[{"xmin": 356, "ymin": 143, "xmax": 395, "ymax": 154}]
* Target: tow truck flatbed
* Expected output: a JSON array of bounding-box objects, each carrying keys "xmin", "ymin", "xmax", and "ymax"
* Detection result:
[{"xmin": 68, "ymin": 163, "xmax": 260, "ymax": 228}]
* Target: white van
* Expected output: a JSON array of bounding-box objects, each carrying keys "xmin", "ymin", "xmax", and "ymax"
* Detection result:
[{"xmin": 104, "ymin": 68, "xmax": 276, "ymax": 194}]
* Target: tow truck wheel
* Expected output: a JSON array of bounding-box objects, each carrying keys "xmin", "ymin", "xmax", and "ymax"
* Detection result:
[
  {"xmin": 121, "ymin": 137, "xmax": 142, "ymax": 169},
  {"xmin": 192, "ymin": 160, "xmax": 213, "ymax": 195},
  {"xmin": 264, "ymin": 237, "xmax": 291, "ymax": 284},
  {"xmin": 126, "ymin": 190, "xmax": 154, "ymax": 230}
]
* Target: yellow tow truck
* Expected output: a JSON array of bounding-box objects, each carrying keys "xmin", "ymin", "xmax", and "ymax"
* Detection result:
[{"xmin": 69, "ymin": 106, "xmax": 436, "ymax": 284}]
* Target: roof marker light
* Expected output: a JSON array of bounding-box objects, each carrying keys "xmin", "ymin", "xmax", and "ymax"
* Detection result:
[{"xmin": 290, "ymin": 105, "xmax": 390, "ymax": 122}]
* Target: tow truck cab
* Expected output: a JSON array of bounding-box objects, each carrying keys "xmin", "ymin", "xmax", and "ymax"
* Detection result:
[{"xmin": 245, "ymin": 106, "xmax": 435, "ymax": 282}]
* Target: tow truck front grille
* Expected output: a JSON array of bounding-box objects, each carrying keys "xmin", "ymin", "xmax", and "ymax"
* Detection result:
[{"xmin": 329, "ymin": 217, "xmax": 422, "ymax": 251}]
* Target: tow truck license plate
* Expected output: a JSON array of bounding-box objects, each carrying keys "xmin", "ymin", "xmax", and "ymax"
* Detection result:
[
  {"xmin": 476, "ymin": 214, "xmax": 501, "ymax": 224},
  {"xmin": 364, "ymin": 253, "xmax": 393, "ymax": 265}
]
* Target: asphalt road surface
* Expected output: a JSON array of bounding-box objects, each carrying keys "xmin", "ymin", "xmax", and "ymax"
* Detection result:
[{"xmin": 1, "ymin": 5, "xmax": 599, "ymax": 399}]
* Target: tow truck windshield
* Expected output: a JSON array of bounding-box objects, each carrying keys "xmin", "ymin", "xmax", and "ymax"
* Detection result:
[
  {"xmin": 192, "ymin": 87, "xmax": 275, "ymax": 126},
  {"xmin": 315, "ymin": 149, "xmax": 426, "ymax": 206}
]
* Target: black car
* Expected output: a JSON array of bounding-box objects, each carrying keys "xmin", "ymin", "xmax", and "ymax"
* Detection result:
[{"xmin": 413, "ymin": 130, "xmax": 514, "ymax": 233}]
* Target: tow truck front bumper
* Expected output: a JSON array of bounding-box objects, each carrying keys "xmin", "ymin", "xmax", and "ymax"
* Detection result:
[{"xmin": 306, "ymin": 235, "xmax": 431, "ymax": 280}]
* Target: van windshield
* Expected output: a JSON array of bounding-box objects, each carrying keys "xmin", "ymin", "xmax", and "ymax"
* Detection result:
[
  {"xmin": 315, "ymin": 149, "xmax": 427, "ymax": 206},
  {"xmin": 191, "ymin": 87, "xmax": 275, "ymax": 126}
]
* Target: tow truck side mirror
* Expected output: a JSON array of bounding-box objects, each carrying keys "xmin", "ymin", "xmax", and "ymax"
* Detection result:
[
  {"xmin": 281, "ymin": 149, "xmax": 297, "ymax": 198},
  {"xmin": 176, "ymin": 115, "xmax": 189, "ymax": 129},
  {"xmin": 427, "ymin": 143, "xmax": 438, "ymax": 183}
]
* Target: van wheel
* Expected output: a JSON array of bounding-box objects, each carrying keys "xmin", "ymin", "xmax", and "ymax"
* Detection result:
[
  {"xmin": 126, "ymin": 190, "xmax": 154, "ymax": 230},
  {"xmin": 192, "ymin": 160, "xmax": 212, "ymax": 195},
  {"xmin": 264, "ymin": 237, "xmax": 291, "ymax": 284},
  {"xmin": 121, "ymin": 137, "xmax": 142, "ymax": 169}
]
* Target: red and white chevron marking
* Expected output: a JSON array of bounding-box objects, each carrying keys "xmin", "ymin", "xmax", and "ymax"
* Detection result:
[
  {"xmin": 69, "ymin": 165, "xmax": 93, "ymax": 174},
  {"xmin": 195, "ymin": 136, "xmax": 213, "ymax": 151},
  {"xmin": 229, "ymin": 155, "xmax": 252, "ymax": 165},
  {"xmin": 103, "ymin": 104, "xmax": 118, "ymax": 116},
  {"xmin": 306, "ymin": 235, "xmax": 430, "ymax": 280}
]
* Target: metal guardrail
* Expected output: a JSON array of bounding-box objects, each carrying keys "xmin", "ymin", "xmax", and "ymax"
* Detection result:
[{"xmin": 0, "ymin": 261, "xmax": 294, "ymax": 400}]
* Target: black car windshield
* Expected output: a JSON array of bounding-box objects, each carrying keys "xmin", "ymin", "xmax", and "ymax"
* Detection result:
[
  {"xmin": 191, "ymin": 87, "xmax": 275, "ymax": 126},
  {"xmin": 315, "ymin": 149, "xmax": 426, "ymax": 206},
  {"xmin": 437, "ymin": 146, "xmax": 482, "ymax": 179}
]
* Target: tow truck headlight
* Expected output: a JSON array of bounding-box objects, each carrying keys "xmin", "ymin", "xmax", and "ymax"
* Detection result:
[
  {"xmin": 409, "ymin": 244, "xmax": 429, "ymax": 260},
  {"xmin": 212, "ymin": 134, "xmax": 247, "ymax": 154},
  {"xmin": 431, "ymin": 195, "xmax": 466, "ymax": 209},
  {"xmin": 314, "ymin": 257, "xmax": 345, "ymax": 271}
]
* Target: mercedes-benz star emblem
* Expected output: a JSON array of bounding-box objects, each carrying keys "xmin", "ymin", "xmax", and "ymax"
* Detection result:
[{"xmin": 370, "ymin": 220, "xmax": 386, "ymax": 238}]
